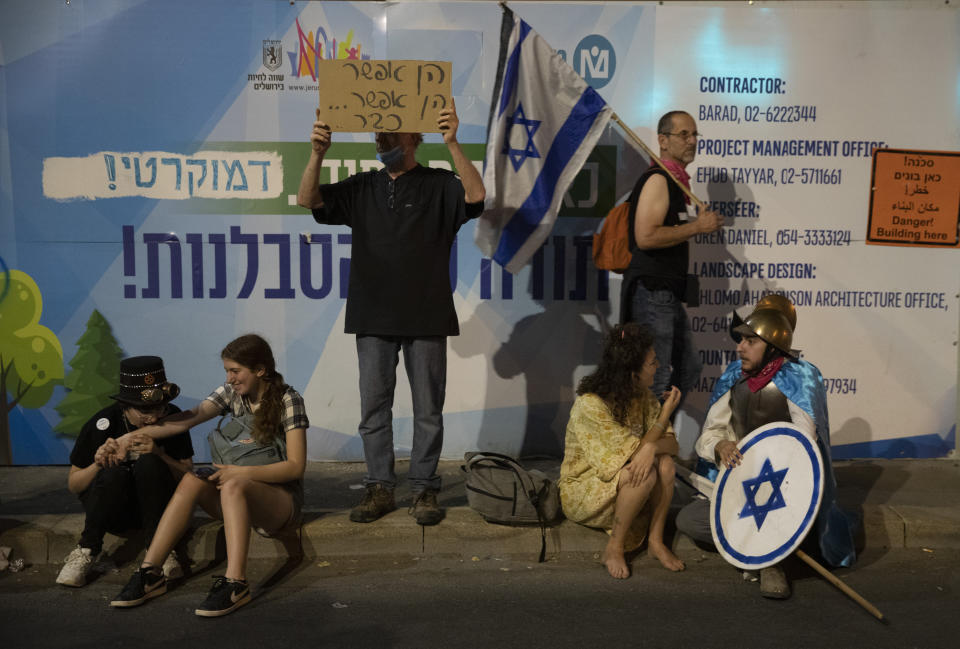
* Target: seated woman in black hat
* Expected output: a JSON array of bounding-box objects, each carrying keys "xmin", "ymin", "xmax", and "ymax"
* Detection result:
[
  {"xmin": 106, "ymin": 333, "xmax": 308, "ymax": 618},
  {"xmin": 56, "ymin": 356, "xmax": 194, "ymax": 588}
]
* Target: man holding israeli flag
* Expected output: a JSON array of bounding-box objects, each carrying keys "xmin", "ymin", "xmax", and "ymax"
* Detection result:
[{"xmin": 475, "ymin": 6, "xmax": 613, "ymax": 273}]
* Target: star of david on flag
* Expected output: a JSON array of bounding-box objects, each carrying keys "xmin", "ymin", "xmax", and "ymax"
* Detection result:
[
  {"xmin": 503, "ymin": 103, "xmax": 541, "ymax": 172},
  {"xmin": 475, "ymin": 6, "xmax": 613, "ymax": 273}
]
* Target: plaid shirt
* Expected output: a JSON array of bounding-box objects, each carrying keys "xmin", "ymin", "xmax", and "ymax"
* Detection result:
[{"xmin": 206, "ymin": 383, "xmax": 309, "ymax": 434}]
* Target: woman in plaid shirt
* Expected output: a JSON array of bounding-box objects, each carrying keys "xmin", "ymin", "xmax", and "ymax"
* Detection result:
[{"xmin": 106, "ymin": 334, "xmax": 308, "ymax": 617}]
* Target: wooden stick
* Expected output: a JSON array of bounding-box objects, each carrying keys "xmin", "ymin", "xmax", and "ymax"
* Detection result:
[
  {"xmin": 610, "ymin": 112, "xmax": 706, "ymax": 209},
  {"xmin": 795, "ymin": 549, "xmax": 885, "ymax": 621}
]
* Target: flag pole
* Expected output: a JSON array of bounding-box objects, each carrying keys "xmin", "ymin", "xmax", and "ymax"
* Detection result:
[
  {"xmin": 610, "ymin": 112, "xmax": 706, "ymax": 210},
  {"xmin": 497, "ymin": 0, "xmax": 700, "ymax": 209},
  {"xmin": 795, "ymin": 549, "xmax": 886, "ymax": 621}
]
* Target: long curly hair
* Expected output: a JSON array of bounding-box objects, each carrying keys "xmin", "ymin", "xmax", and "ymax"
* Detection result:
[
  {"xmin": 576, "ymin": 323, "xmax": 656, "ymax": 426},
  {"xmin": 220, "ymin": 334, "xmax": 287, "ymax": 445}
]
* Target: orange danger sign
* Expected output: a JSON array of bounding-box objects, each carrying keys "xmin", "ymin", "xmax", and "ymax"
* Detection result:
[{"xmin": 866, "ymin": 148, "xmax": 960, "ymax": 248}]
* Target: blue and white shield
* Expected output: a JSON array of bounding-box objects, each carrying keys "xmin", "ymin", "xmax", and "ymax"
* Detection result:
[{"xmin": 710, "ymin": 422, "xmax": 824, "ymax": 570}]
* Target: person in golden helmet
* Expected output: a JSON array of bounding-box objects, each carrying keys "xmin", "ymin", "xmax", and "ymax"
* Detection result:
[{"xmin": 675, "ymin": 296, "xmax": 856, "ymax": 599}]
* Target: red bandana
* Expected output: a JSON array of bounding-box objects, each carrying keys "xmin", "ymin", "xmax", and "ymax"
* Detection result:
[
  {"xmin": 656, "ymin": 159, "xmax": 691, "ymax": 204},
  {"xmin": 745, "ymin": 356, "xmax": 785, "ymax": 393}
]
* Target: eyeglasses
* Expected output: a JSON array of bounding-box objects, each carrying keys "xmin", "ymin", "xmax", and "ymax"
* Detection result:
[{"xmin": 660, "ymin": 130, "xmax": 701, "ymax": 141}]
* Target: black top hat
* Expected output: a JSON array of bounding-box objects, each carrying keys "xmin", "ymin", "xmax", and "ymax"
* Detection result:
[{"xmin": 111, "ymin": 356, "xmax": 180, "ymax": 406}]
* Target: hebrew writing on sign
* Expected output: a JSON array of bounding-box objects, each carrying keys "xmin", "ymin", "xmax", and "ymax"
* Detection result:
[
  {"xmin": 316, "ymin": 60, "xmax": 452, "ymax": 133},
  {"xmin": 42, "ymin": 151, "xmax": 283, "ymax": 201},
  {"xmin": 4, "ymin": 1, "xmax": 959, "ymax": 465},
  {"xmin": 866, "ymin": 148, "xmax": 960, "ymax": 248}
]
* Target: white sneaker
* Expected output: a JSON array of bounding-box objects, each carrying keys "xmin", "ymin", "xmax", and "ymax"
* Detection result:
[
  {"xmin": 161, "ymin": 550, "xmax": 183, "ymax": 580},
  {"xmin": 56, "ymin": 546, "xmax": 94, "ymax": 587}
]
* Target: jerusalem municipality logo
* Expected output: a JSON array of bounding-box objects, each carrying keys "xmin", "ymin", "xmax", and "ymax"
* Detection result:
[
  {"xmin": 262, "ymin": 40, "xmax": 283, "ymax": 71},
  {"xmin": 572, "ymin": 34, "xmax": 615, "ymax": 89}
]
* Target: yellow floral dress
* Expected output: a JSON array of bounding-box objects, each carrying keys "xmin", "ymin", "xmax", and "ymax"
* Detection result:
[{"xmin": 558, "ymin": 391, "xmax": 674, "ymax": 550}]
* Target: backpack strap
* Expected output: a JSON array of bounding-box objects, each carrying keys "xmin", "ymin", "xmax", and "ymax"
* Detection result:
[
  {"xmin": 464, "ymin": 452, "xmax": 550, "ymax": 562},
  {"xmin": 208, "ymin": 414, "xmax": 232, "ymax": 464},
  {"xmin": 625, "ymin": 166, "xmax": 668, "ymax": 254}
]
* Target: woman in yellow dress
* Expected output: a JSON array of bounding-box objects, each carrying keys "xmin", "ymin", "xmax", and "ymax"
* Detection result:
[{"xmin": 559, "ymin": 323, "xmax": 684, "ymax": 578}]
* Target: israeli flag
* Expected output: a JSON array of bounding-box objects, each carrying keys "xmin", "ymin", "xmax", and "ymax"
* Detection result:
[{"xmin": 475, "ymin": 7, "xmax": 613, "ymax": 273}]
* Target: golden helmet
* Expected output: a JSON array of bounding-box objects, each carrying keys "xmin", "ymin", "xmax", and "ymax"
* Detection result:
[
  {"xmin": 755, "ymin": 294, "xmax": 797, "ymax": 330},
  {"xmin": 734, "ymin": 308, "xmax": 794, "ymax": 356}
]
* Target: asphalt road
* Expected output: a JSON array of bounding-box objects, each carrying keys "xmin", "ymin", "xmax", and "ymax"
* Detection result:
[{"xmin": 1, "ymin": 548, "xmax": 955, "ymax": 649}]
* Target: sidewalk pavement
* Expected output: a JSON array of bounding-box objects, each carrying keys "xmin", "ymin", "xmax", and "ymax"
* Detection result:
[{"xmin": 1, "ymin": 458, "xmax": 958, "ymax": 569}]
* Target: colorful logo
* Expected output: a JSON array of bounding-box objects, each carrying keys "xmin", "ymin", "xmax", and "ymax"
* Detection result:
[
  {"xmin": 572, "ymin": 34, "xmax": 615, "ymax": 89},
  {"xmin": 288, "ymin": 18, "xmax": 370, "ymax": 80}
]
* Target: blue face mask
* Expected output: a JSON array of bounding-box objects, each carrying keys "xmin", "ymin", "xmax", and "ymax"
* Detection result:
[{"xmin": 377, "ymin": 145, "xmax": 405, "ymax": 171}]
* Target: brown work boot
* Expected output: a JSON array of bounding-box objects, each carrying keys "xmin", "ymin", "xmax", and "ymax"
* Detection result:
[
  {"xmin": 759, "ymin": 564, "xmax": 791, "ymax": 599},
  {"xmin": 409, "ymin": 489, "xmax": 444, "ymax": 526},
  {"xmin": 349, "ymin": 484, "xmax": 396, "ymax": 523}
]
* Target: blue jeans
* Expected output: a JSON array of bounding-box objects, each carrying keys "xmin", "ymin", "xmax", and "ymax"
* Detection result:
[
  {"xmin": 629, "ymin": 283, "xmax": 702, "ymax": 398},
  {"xmin": 356, "ymin": 335, "xmax": 446, "ymax": 493}
]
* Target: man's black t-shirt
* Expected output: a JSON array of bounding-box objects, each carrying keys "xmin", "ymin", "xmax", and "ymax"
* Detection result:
[
  {"xmin": 69, "ymin": 402, "xmax": 194, "ymax": 468},
  {"xmin": 313, "ymin": 165, "xmax": 483, "ymax": 337}
]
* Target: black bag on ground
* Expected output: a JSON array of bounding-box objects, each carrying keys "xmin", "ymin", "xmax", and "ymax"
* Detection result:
[{"xmin": 461, "ymin": 452, "xmax": 562, "ymax": 562}]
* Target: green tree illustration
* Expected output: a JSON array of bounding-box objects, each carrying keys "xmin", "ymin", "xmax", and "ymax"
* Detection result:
[
  {"xmin": 54, "ymin": 310, "xmax": 123, "ymax": 437},
  {"xmin": 0, "ymin": 269, "xmax": 64, "ymax": 464}
]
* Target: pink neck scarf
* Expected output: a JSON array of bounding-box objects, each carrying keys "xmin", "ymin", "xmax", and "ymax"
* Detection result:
[
  {"xmin": 655, "ymin": 159, "xmax": 691, "ymax": 204},
  {"xmin": 745, "ymin": 356, "xmax": 785, "ymax": 393}
]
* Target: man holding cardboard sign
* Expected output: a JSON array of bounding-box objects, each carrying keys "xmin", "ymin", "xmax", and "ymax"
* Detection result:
[{"xmin": 297, "ymin": 75, "xmax": 484, "ymax": 526}]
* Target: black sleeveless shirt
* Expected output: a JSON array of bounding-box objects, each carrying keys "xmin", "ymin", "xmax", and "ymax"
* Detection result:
[{"xmin": 625, "ymin": 165, "xmax": 689, "ymax": 299}]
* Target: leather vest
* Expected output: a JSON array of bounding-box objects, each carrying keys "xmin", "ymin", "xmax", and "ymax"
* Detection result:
[{"xmin": 729, "ymin": 378, "xmax": 791, "ymax": 440}]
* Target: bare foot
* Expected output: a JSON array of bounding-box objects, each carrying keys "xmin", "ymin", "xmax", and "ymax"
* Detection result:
[
  {"xmin": 648, "ymin": 541, "xmax": 685, "ymax": 572},
  {"xmin": 602, "ymin": 541, "xmax": 630, "ymax": 579}
]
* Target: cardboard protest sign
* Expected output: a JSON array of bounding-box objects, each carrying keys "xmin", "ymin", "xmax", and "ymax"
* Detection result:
[
  {"xmin": 867, "ymin": 148, "xmax": 960, "ymax": 248},
  {"xmin": 317, "ymin": 60, "xmax": 451, "ymax": 133}
]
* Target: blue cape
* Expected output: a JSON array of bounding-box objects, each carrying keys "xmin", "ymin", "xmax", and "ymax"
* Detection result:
[{"xmin": 704, "ymin": 359, "xmax": 857, "ymax": 568}]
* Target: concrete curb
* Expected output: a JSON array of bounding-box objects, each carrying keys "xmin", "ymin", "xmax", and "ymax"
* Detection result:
[
  {"xmin": 2, "ymin": 508, "xmax": 605, "ymax": 567},
  {"xmin": 3, "ymin": 503, "xmax": 958, "ymax": 568}
]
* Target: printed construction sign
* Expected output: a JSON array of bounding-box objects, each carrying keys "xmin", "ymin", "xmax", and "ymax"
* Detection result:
[
  {"xmin": 317, "ymin": 59, "xmax": 452, "ymax": 132},
  {"xmin": 3, "ymin": 1, "xmax": 958, "ymax": 465},
  {"xmin": 866, "ymin": 148, "xmax": 960, "ymax": 248}
]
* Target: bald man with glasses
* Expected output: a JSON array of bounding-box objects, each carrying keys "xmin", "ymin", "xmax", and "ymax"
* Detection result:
[{"xmin": 620, "ymin": 110, "xmax": 725, "ymax": 404}]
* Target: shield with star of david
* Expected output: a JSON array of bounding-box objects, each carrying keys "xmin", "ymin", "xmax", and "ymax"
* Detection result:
[{"xmin": 710, "ymin": 422, "xmax": 824, "ymax": 570}]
